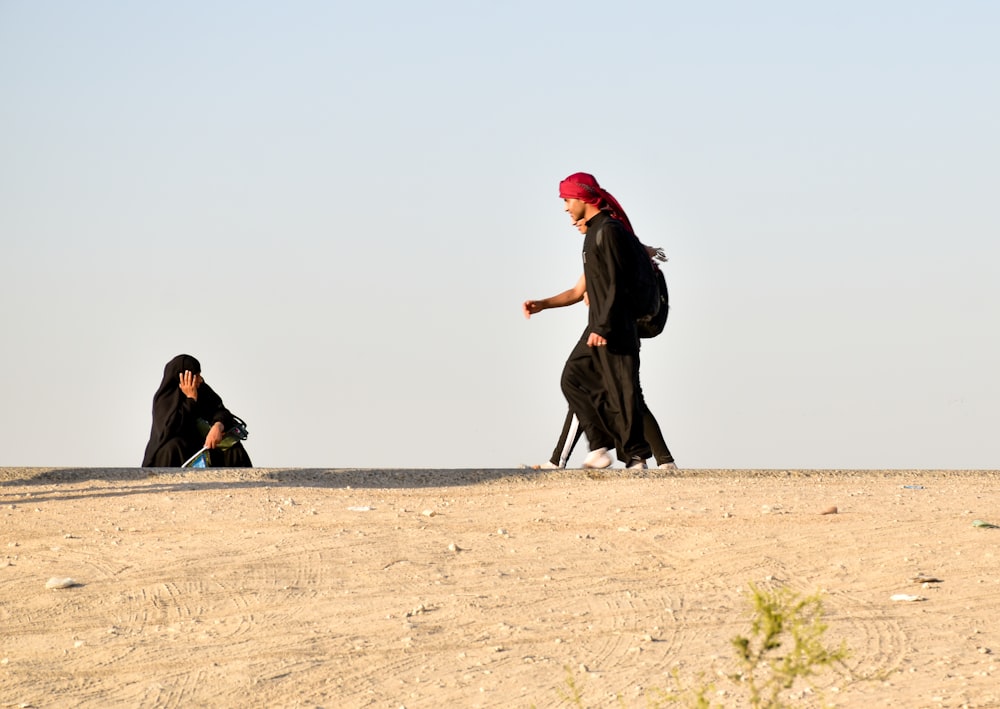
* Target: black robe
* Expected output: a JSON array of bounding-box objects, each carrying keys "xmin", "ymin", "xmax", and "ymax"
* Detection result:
[{"xmin": 141, "ymin": 354, "xmax": 253, "ymax": 467}]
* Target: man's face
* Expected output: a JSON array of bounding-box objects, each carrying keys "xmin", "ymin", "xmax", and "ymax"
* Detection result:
[{"xmin": 563, "ymin": 198, "xmax": 587, "ymax": 223}]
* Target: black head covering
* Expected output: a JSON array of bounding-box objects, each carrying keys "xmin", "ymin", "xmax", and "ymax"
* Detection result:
[
  {"xmin": 142, "ymin": 354, "xmax": 228, "ymax": 466},
  {"xmin": 159, "ymin": 354, "xmax": 202, "ymax": 389}
]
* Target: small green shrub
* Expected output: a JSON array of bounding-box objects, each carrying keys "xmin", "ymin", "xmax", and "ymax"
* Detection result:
[
  {"xmin": 547, "ymin": 583, "xmax": 857, "ymax": 709},
  {"xmin": 728, "ymin": 584, "xmax": 851, "ymax": 708}
]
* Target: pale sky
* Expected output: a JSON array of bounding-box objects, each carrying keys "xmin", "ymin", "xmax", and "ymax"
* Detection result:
[{"xmin": 2, "ymin": 1, "xmax": 998, "ymax": 469}]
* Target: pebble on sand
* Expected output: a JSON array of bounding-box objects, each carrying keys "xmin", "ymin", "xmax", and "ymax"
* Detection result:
[{"xmin": 45, "ymin": 577, "xmax": 79, "ymax": 590}]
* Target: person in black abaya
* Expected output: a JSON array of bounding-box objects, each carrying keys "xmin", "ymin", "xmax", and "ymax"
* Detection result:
[{"xmin": 141, "ymin": 354, "xmax": 253, "ymax": 467}]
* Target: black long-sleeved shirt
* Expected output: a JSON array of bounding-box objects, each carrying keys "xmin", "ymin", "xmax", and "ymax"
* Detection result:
[{"xmin": 581, "ymin": 211, "xmax": 640, "ymax": 351}]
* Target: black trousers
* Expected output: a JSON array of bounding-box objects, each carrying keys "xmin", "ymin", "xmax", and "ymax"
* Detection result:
[
  {"xmin": 560, "ymin": 335, "xmax": 651, "ymax": 463},
  {"xmin": 640, "ymin": 405, "xmax": 674, "ymax": 465},
  {"xmin": 549, "ymin": 409, "xmax": 585, "ymax": 467},
  {"xmin": 549, "ymin": 405, "xmax": 674, "ymax": 467}
]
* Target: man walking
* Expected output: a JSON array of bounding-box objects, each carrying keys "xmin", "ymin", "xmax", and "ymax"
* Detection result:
[
  {"xmin": 523, "ymin": 217, "xmax": 677, "ymax": 470},
  {"xmin": 558, "ymin": 172, "xmax": 652, "ymax": 469}
]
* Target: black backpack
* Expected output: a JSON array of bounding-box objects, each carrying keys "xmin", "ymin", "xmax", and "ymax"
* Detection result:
[
  {"xmin": 636, "ymin": 265, "xmax": 669, "ymax": 339},
  {"xmin": 595, "ymin": 221, "xmax": 669, "ymax": 339},
  {"xmin": 625, "ymin": 232, "xmax": 665, "ymax": 337}
]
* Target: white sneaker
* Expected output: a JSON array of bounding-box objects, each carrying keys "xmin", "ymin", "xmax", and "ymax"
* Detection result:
[
  {"xmin": 583, "ymin": 447, "xmax": 612, "ymax": 469},
  {"xmin": 536, "ymin": 461, "xmax": 559, "ymax": 470},
  {"xmin": 628, "ymin": 459, "xmax": 647, "ymax": 470},
  {"xmin": 658, "ymin": 462, "xmax": 678, "ymax": 471}
]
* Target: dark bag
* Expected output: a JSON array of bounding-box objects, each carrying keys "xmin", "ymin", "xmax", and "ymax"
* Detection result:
[
  {"xmin": 625, "ymin": 235, "xmax": 662, "ymax": 325},
  {"xmin": 616, "ymin": 226, "xmax": 668, "ymax": 338},
  {"xmin": 195, "ymin": 415, "xmax": 249, "ymax": 450},
  {"xmin": 636, "ymin": 265, "xmax": 669, "ymax": 338},
  {"xmin": 184, "ymin": 416, "xmax": 250, "ymax": 468},
  {"xmin": 595, "ymin": 220, "xmax": 669, "ymax": 338}
]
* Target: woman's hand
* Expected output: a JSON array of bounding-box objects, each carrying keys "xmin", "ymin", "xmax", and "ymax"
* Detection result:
[
  {"xmin": 204, "ymin": 421, "xmax": 225, "ymax": 449},
  {"xmin": 179, "ymin": 370, "xmax": 200, "ymax": 400}
]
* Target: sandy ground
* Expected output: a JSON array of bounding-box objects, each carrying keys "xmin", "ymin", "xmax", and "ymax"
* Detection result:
[{"xmin": 2, "ymin": 467, "xmax": 999, "ymax": 709}]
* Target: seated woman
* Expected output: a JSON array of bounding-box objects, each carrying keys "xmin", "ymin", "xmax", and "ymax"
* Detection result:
[{"xmin": 141, "ymin": 354, "xmax": 253, "ymax": 467}]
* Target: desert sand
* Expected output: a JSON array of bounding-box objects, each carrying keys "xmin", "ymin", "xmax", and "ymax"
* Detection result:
[{"xmin": 1, "ymin": 467, "xmax": 999, "ymax": 708}]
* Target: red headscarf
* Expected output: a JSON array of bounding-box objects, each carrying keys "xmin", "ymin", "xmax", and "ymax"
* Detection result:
[{"xmin": 558, "ymin": 172, "xmax": 635, "ymax": 234}]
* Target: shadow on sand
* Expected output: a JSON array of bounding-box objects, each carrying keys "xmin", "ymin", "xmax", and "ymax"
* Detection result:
[
  {"xmin": 0, "ymin": 466, "xmax": 668, "ymax": 504},
  {"xmin": 1, "ymin": 467, "xmax": 984, "ymax": 506}
]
